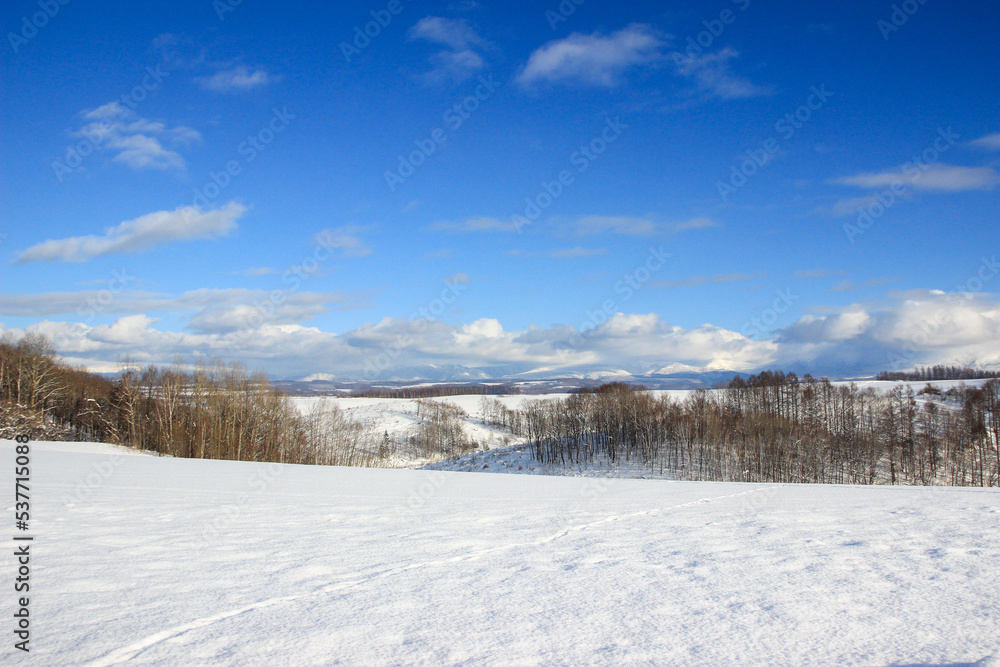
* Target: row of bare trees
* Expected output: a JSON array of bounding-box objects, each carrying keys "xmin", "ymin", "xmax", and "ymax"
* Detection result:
[
  {"xmin": 0, "ymin": 334, "xmax": 381, "ymax": 466},
  {"xmin": 482, "ymin": 376, "xmax": 999, "ymax": 486}
]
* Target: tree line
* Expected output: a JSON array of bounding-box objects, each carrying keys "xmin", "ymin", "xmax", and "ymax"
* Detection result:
[
  {"xmin": 352, "ymin": 383, "xmax": 520, "ymax": 399},
  {"xmin": 0, "ymin": 334, "xmax": 357, "ymax": 465},
  {"xmin": 481, "ymin": 374, "xmax": 999, "ymax": 486},
  {"xmin": 876, "ymin": 365, "xmax": 1000, "ymax": 382},
  {"xmin": 5, "ymin": 332, "xmax": 997, "ymax": 485}
]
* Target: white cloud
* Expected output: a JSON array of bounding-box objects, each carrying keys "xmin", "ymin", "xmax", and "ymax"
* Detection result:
[
  {"xmin": 7, "ymin": 290, "xmax": 1000, "ymax": 379},
  {"xmin": 672, "ymin": 47, "xmax": 770, "ymax": 100},
  {"xmin": 0, "ymin": 288, "xmax": 355, "ymax": 334},
  {"xmin": 575, "ymin": 215, "xmax": 658, "ymax": 236},
  {"xmin": 410, "ymin": 16, "xmax": 484, "ymax": 50},
  {"xmin": 198, "ymin": 66, "xmax": 277, "ymax": 93},
  {"xmin": 652, "ymin": 273, "xmax": 760, "ymax": 289},
  {"xmin": 549, "ymin": 247, "xmax": 607, "ymax": 258},
  {"xmin": 969, "ymin": 133, "xmax": 1000, "ymax": 151},
  {"xmin": 235, "ymin": 267, "xmax": 275, "ymax": 277},
  {"xmin": 70, "ymin": 102, "xmax": 199, "ymax": 171},
  {"xmin": 424, "ymin": 49, "xmax": 485, "ymax": 84},
  {"xmin": 564, "ymin": 215, "xmax": 717, "ymax": 236},
  {"xmin": 834, "ymin": 163, "xmax": 1000, "ymax": 192},
  {"xmin": 672, "ymin": 216, "xmax": 720, "ymax": 232},
  {"xmin": 15, "ymin": 202, "xmax": 245, "ymax": 263},
  {"xmin": 315, "ymin": 226, "xmax": 373, "ymax": 258},
  {"xmin": 517, "ymin": 24, "xmax": 667, "ymax": 88},
  {"xmin": 409, "ymin": 17, "xmax": 488, "ymax": 84},
  {"xmin": 777, "ymin": 291, "xmax": 1000, "ymax": 373},
  {"xmin": 795, "ymin": 269, "xmax": 845, "ymax": 279},
  {"xmin": 827, "ymin": 195, "xmax": 881, "ymax": 217},
  {"xmin": 427, "ymin": 217, "xmax": 520, "ymax": 233},
  {"xmin": 829, "ymin": 277, "xmax": 898, "ymax": 293},
  {"xmin": 9, "ymin": 275, "xmax": 998, "ymax": 378}
]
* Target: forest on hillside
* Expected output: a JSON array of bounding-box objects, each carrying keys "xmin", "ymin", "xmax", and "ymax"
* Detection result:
[
  {"xmin": 876, "ymin": 366, "xmax": 1000, "ymax": 382},
  {"xmin": 480, "ymin": 375, "xmax": 1000, "ymax": 487},
  {"xmin": 2, "ymin": 332, "xmax": 997, "ymax": 486},
  {"xmin": 0, "ymin": 333, "xmax": 469, "ymax": 466}
]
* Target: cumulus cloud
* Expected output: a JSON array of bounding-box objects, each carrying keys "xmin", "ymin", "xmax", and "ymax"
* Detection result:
[
  {"xmin": 777, "ymin": 290, "xmax": 1000, "ymax": 373},
  {"xmin": 8, "ymin": 287, "xmax": 999, "ymax": 380},
  {"xmin": 65, "ymin": 102, "xmax": 200, "ymax": 171},
  {"xmin": 409, "ymin": 17, "xmax": 488, "ymax": 84},
  {"xmin": 15, "ymin": 202, "xmax": 245, "ymax": 263},
  {"xmin": 834, "ymin": 163, "xmax": 1000, "ymax": 192},
  {"xmin": 0, "ymin": 288, "xmax": 356, "ymax": 336},
  {"xmin": 517, "ymin": 24, "xmax": 667, "ymax": 87},
  {"xmin": 198, "ymin": 66, "xmax": 277, "ymax": 92}
]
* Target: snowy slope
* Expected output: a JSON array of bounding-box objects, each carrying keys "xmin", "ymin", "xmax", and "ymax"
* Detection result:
[
  {"xmin": 292, "ymin": 380, "xmax": 984, "ymax": 469},
  {"xmin": 3, "ymin": 439, "xmax": 999, "ymax": 666},
  {"xmin": 291, "ymin": 394, "xmax": 550, "ymax": 452}
]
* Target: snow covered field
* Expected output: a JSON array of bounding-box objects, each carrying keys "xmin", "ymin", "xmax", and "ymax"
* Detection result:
[
  {"xmin": 3, "ymin": 439, "xmax": 999, "ymax": 666},
  {"xmin": 292, "ymin": 394, "xmax": 532, "ymax": 450}
]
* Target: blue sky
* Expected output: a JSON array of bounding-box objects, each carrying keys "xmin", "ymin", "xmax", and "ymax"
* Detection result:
[{"xmin": 2, "ymin": 0, "xmax": 999, "ymax": 379}]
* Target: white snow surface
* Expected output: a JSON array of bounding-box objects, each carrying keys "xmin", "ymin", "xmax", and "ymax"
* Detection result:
[{"xmin": 3, "ymin": 438, "xmax": 999, "ymax": 666}]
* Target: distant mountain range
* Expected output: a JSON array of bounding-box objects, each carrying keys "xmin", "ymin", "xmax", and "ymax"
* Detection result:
[{"xmin": 279, "ymin": 363, "xmax": 746, "ymax": 394}]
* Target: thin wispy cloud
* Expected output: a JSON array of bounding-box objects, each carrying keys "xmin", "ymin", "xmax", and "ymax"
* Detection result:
[
  {"xmin": 517, "ymin": 24, "xmax": 667, "ymax": 88},
  {"xmin": 410, "ymin": 16, "xmax": 484, "ymax": 50},
  {"xmin": 969, "ymin": 133, "xmax": 1000, "ymax": 151},
  {"xmin": 234, "ymin": 267, "xmax": 275, "ymax": 277},
  {"xmin": 652, "ymin": 272, "xmax": 761, "ymax": 289},
  {"xmin": 550, "ymin": 247, "xmax": 607, "ymax": 258},
  {"xmin": 794, "ymin": 269, "xmax": 846, "ymax": 279},
  {"xmin": 672, "ymin": 216, "xmax": 720, "ymax": 232},
  {"xmin": 826, "ymin": 195, "xmax": 881, "ymax": 217},
  {"xmin": 571, "ymin": 215, "xmax": 718, "ymax": 236},
  {"xmin": 315, "ymin": 226, "xmax": 373, "ymax": 258},
  {"xmin": 673, "ymin": 47, "xmax": 771, "ymax": 100},
  {"xmin": 829, "ymin": 277, "xmax": 899, "ymax": 292},
  {"xmin": 574, "ymin": 215, "xmax": 658, "ymax": 236},
  {"xmin": 198, "ymin": 65, "xmax": 277, "ymax": 92},
  {"xmin": 15, "ymin": 202, "xmax": 244, "ymax": 263},
  {"xmin": 834, "ymin": 163, "xmax": 1000, "ymax": 191},
  {"xmin": 427, "ymin": 217, "xmax": 519, "ymax": 233},
  {"xmin": 0, "ymin": 288, "xmax": 351, "ymax": 327},
  {"xmin": 409, "ymin": 17, "xmax": 488, "ymax": 84}
]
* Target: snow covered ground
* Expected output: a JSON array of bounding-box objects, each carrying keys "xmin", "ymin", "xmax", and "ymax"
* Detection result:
[
  {"xmin": 291, "ymin": 380, "xmax": 986, "ymax": 471},
  {"xmin": 292, "ymin": 394, "xmax": 533, "ymax": 450},
  {"xmin": 3, "ymin": 439, "xmax": 999, "ymax": 666}
]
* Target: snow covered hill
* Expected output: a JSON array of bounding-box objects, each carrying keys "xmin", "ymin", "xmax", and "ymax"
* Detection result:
[{"xmin": 3, "ymin": 439, "xmax": 999, "ymax": 666}]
